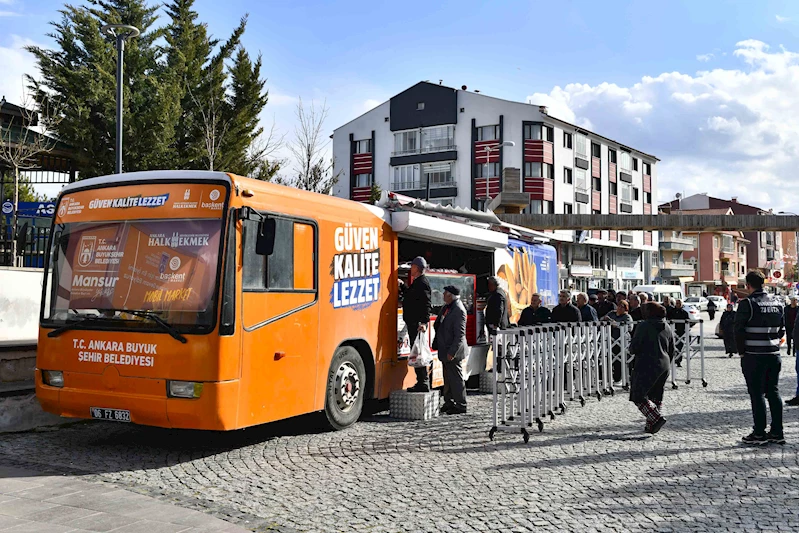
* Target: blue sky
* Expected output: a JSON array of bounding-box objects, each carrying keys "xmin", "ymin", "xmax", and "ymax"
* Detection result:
[{"xmin": 3, "ymin": 0, "xmax": 799, "ymax": 209}]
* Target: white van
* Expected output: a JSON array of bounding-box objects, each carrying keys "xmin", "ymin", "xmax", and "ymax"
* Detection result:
[{"xmin": 631, "ymin": 284, "xmax": 685, "ymax": 303}]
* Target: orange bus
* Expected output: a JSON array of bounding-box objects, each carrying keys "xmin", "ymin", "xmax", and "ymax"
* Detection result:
[{"xmin": 36, "ymin": 171, "xmax": 506, "ymax": 430}]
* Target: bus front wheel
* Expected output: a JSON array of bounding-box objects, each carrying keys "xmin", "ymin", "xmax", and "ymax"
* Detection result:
[{"xmin": 324, "ymin": 346, "xmax": 366, "ymax": 430}]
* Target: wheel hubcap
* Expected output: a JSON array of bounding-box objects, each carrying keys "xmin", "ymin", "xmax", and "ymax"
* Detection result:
[{"xmin": 334, "ymin": 362, "xmax": 360, "ymax": 412}]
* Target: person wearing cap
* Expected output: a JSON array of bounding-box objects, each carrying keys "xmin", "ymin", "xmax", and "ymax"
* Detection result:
[
  {"xmin": 589, "ymin": 293, "xmax": 599, "ymax": 309},
  {"xmin": 402, "ymin": 256, "xmax": 432, "ymax": 392},
  {"xmin": 595, "ymin": 289, "xmax": 616, "ymax": 318},
  {"xmin": 785, "ymin": 296, "xmax": 798, "ymax": 356},
  {"xmin": 484, "ymin": 276, "xmax": 510, "ymax": 337},
  {"xmin": 433, "ymin": 285, "xmax": 468, "ymax": 414}
]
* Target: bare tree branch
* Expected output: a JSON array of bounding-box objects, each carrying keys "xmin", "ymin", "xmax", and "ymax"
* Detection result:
[
  {"xmin": 186, "ymin": 78, "xmax": 230, "ymax": 171},
  {"xmin": 0, "ymin": 80, "xmax": 63, "ymax": 263},
  {"xmin": 286, "ymin": 97, "xmax": 338, "ymax": 193}
]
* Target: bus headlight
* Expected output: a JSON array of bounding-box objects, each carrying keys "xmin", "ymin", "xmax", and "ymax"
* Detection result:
[
  {"xmin": 167, "ymin": 381, "xmax": 203, "ymax": 399},
  {"xmin": 42, "ymin": 370, "xmax": 64, "ymax": 388}
]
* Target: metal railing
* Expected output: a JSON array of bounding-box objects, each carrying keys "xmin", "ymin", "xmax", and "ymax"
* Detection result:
[
  {"xmin": 0, "ymin": 223, "xmax": 50, "ymax": 268},
  {"xmin": 391, "ymin": 144, "xmax": 457, "ymax": 157}
]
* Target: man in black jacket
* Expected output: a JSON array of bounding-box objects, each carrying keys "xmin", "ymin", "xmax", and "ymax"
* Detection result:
[
  {"xmin": 576, "ymin": 292, "xmax": 598, "ymax": 322},
  {"xmin": 551, "ymin": 290, "xmax": 582, "ymax": 323},
  {"xmin": 402, "ymin": 257, "xmax": 432, "ymax": 392},
  {"xmin": 519, "ymin": 293, "xmax": 552, "ymax": 326},
  {"xmin": 735, "ymin": 270, "xmax": 785, "ymax": 445},
  {"xmin": 484, "ymin": 276, "xmax": 509, "ymax": 336},
  {"xmin": 785, "ymin": 296, "xmax": 798, "ymax": 355},
  {"xmin": 595, "ymin": 289, "xmax": 616, "ymax": 318},
  {"xmin": 670, "ymin": 299, "xmax": 691, "ymax": 367},
  {"xmin": 629, "ymin": 294, "xmax": 643, "ymax": 321}
]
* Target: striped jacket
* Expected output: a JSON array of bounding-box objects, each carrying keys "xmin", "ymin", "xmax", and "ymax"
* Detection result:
[{"xmin": 734, "ymin": 290, "xmax": 785, "ymax": 356}]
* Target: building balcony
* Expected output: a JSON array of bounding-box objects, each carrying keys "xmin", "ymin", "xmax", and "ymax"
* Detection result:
[
  {"xmin": 722, "ymin": 269, "xmax": 734, "ymax": 276},
  {"xmin": 659, "ymin": 239, "xmax": 695, "ymax": 252},
  {"xmin": 391, "ymin": 144, "xmax": 457, "ymax": 157},
  {"xmin": 659, "ymin": 262, "xmax": 696, "ymax": 278}
]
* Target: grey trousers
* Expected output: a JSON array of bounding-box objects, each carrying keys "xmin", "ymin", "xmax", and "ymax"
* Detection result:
[{"xmin": 442, "ymin": 358, "xmax": 467, "ymax": 409}]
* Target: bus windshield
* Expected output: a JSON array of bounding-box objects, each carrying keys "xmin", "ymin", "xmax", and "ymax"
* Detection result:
[
  {"xmin": 42, "ymin": 218, "xmax": 223, "ymax": 330},
  {"xmin": 41, "ymin": 181, "xmax": 229, "ymax": 333}
]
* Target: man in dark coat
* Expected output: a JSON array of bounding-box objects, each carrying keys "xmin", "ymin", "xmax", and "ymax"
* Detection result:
[
  {"xmin": 785, "ymin": 297, "xmax": 798, "ymax": 355},
  {"xmin": 670, "ymin": 299, "xmax": 691, "ymax": 367},
  {"xmin": 576, "ymin": 292, "xmax": 598, "ymax": 322},
  {"xmin": 551, "ymin": 290, "xmax": 581, "ymax": 323},
  {"xmin": 402, "ymin": 256, "xmax": 432, "ymax": 392},
  {"xmin": 719, "ymin": 303, "xmax": 737, "ymax": 357},
  {"xmin": 595, "ymin": 289, "xmax": 616, "ymax": 318},
  {"xmin": 484, "ymin": 276, "xmax": 510, "ymax": 336},
  {"xmin": 629, "ymin": 302, "xmax": 674, "ymax": 434},
  {"xmin": 435, "ymin": 285, "xmax": 468, "ymax": 414},
  {"xmin": 789, "ymin": 313, "xmax": 799, "ymax": 406},
  {"xmin": 629, "ymin": 294, "xmax": 643, "ymax": 321},
  {"xmin": 519, "ymin": 293, "xmax": 552, "ymax": 326}
]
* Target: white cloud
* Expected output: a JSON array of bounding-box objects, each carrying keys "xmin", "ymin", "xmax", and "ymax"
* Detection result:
[
  {"xmin": 0, "ymin": 35, "xmax": 41, "ymax": 105},
  {"xmin": 776, "ymin": 15, "xmax": 790, "ymax": 23},
  {"xmin": 268, "ymin": 92, "xmax": 298, "ymax": 107},
  {"xmin": 525, "ymin": 39, "xmax": 799, "ymax": 212},
  {"xmin": 361, "ymin": 99, "xmax": 381, "ymax": 112},
  {"xmin": 696, "ymin": 53, "xmax": 714, "ymax": 62}
]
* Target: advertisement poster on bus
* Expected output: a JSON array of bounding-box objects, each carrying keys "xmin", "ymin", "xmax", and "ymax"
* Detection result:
[{"xmin": 495, "ymin": 240, "xmax": 558, "ymax": 324}]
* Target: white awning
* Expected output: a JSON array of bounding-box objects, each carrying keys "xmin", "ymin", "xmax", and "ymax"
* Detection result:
[{"xmin": 391, "ymin": 211, "xmax": 508, "ymax": 251}]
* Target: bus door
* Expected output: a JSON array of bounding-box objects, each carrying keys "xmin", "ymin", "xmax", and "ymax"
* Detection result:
[{"xmin": 239, "ymin": 213, "xmax": 319, "ymax": 424}]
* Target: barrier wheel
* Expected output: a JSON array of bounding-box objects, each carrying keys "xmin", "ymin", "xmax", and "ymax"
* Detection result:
[
  {"xmin": 522, "ymin": 429, "xmax": 530, "ymax": 443},
  {"xmin": 702, "ymin": 380, "xmax": 708, "ymax": 388},
  {"xmin": 548, "ymin": 411, "xmax": 555, "ymax": 421},
  {"xmin": 579, "ymin": 396, "xmax": 586, "ymax": 407},
  {"xmin": 672, "ymin": 383, "xmax": 679, "ymax": 390},
  {"xmin": 623, "ymin": 385, "xmax": 629, "ymax": 391},
  {"xmin": 596, "ymin": 391, "xmax": 602, "ymax": 402},
  {"xmin": 536, "ymin": 418, "xmax": 544, "ymax": 432},
  {"xmin": 685, "ymin": 380, "xmax": 691, "ymax": 385},
  {"xmin": 609, "ymin": 388, "xmax": 615, "ymax": 397},
  {"xmin": 560, "ymin": 404, "xmax": 567, "ymax": 415},
  {"xmin": 489, "ymin": 427, "xmax": 497, "ymax": 441}
]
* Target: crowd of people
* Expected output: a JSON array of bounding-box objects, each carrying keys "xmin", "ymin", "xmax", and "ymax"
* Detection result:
[{"xmin": 401, "ymin": 256, "xmax": 794, "ymax": 444}]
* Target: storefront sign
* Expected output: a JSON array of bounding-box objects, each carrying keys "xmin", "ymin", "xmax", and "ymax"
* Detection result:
[
  {"xmin": 570, "ymin": 264, "xmax": 593, "ymax": 277},
  {"xmin": 619, "ymin": 269, "xmax": 643, "ymax": 280}
]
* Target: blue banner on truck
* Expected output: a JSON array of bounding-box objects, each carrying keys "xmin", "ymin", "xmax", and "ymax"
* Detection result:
[{"xmin": 495, "ymin": 239, "xmax": 558, "ymax": 325}]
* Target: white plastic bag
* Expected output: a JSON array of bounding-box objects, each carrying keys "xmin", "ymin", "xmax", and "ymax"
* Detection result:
[{"xmin": 408, "ymin": 330, "xmax": 433, "ymax": 368}]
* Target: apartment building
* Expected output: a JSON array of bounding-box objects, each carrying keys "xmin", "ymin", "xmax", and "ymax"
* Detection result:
[
  {"xmin": 657, "ymin": 230, "xmax": 697, "ymax": 287},
  {"xmin": 332, "ymin": 81, "xmax": 659, "ymax": 291},
  {"xmin": 660, "ymin": 194, "xmax": 781, "ymax": 283}
]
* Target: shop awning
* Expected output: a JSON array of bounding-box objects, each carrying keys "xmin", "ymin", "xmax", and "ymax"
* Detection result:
[{"xmin": 391, "ymin": 211, "xmax": 508, "ymax": 251}]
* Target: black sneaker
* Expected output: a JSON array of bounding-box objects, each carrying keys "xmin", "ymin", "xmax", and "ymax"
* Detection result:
[
  {"xmin": 742, "ymin": 432, "xmax": 768, "ymax": 445},
  {"xmin": 650, "ymin": 417, "xmax": 667, "ymax": 434},
  {"xmin": 440, "ymin": 402, "xmax": 454, "ymax": 414},
  {"xmin": 406, "ymin": 384, "xmax": 430, "ymax": 393},
  {"xmin": 767, "ymin": 431, "xmax": 786, "ymax": 445},
  {"xmin": 446, "ymin": 406, "xmax": 467, "ymax": 415},
  {"xmin": 785, "ymin": 397, "xmax": 799, "ymax": 406}
]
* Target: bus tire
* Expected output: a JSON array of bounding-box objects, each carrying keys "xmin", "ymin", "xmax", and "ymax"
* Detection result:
[{"xmin": 324, "ymin": 346, "xmax": 366, "ymax": 430}]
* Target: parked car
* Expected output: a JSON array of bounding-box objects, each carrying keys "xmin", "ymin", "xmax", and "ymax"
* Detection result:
[
  {"xmin": 684, "ymin": 296, "xmax": 708, "ymax": 311},
  {"xmin": 707, "ymin": 295, "xmax": 726, "ymax": 309},
  {"xmin": 684, "ymin": 304, "xmax": 701, "ymax": 322}
]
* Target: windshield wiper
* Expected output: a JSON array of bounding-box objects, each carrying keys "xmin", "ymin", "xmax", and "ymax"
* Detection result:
[
  {"xmin": 106, "ymin": 309, "xmax": 188, "ymax": 344},
  {"xmin": 47, "ymin": 316, "xmax": 109, "ymax": 338}
]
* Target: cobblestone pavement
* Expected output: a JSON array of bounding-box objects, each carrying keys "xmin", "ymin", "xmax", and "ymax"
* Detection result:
[{"xmin": 3, "ymin": 322, "xmax": 799, "ymax": 532}]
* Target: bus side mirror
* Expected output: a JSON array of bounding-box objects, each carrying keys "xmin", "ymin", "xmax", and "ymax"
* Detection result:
[{"xmin": 255, "ymin": 218, "xmax": 276, "ymax": 256}]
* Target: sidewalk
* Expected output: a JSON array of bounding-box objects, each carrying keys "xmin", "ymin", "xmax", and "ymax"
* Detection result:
[{"xmin": 0, "ymin": 465, "xmax": 250, "ymax": 533}]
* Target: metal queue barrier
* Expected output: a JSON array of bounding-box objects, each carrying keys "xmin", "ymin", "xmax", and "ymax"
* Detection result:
[{"xmin": 489, "ymin": 319, "xmax": 707, "ymax": 443}]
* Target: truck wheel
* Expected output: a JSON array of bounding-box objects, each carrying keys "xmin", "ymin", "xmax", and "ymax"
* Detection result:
[{"xmin": 324, "ymin": 346, "xmax": 365, "ymax": 430}]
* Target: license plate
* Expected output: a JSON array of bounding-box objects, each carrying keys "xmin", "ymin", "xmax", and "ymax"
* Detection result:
[{"xmin": 90, "ymin": 407, "xmax": 131, "ymax": 422}]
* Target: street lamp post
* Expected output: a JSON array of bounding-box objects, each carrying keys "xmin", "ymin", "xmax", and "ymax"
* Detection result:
[
  {"xmin": 101, "ymin": 24, "xmax": 140, "ymax": 174},
  {"xmin": 479, "ymin": 140, "xmax": 515, "ymax": 208}
]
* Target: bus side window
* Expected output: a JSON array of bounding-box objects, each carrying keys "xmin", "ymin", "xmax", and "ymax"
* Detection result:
[
  {"xmin": 293, "ymin": 223, "xmax": 314, "ymax": 290},
  {"xmin": 243, "ymin": 217, "xmax": 315, "ymax": 292}
]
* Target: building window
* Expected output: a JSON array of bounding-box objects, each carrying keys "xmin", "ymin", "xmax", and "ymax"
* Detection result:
[
  {"xmin": 713, "ymin": 236, "xmax": 720, "ymax": 249},
  {"xmin": 526, "ymin": 199, "xmax": 553, "ymax": 214},
  {"xmin": 617, "ymin": 249, "xmax": 642, "ymax": 269},
  {"xmin": 645, "ymin": 192, "xmax": 652, "ymax": 204},
  {"xmin": 417, "ymin": 102, "xmax": 425, "ymax": 110},
  {"xmin": 423, "ymin": 161, "xmax": 455, "ymax": 188},
  {"xmin": 564, "ymin": 203, "xmax": 573, "ymax": 214},
  {"xmin": 609, "ymin": 149, "xmax": 617, "ymax": 164},
  {"xmin": 354, "ymin": 139, "xmax": 371, "ymax": 154},
  {"xmin": 619, "ymin": 151, "xmax": 632, "ymax": 171},
  {"xmin": 576, "ymin": 202, "xmax": 588, "ymax": 214},
  {"xmin": 575, "ymin": 134, "xmax": 588, "ymax": 158},
  {"xmin": 592, "ymin": 177, "xmax": 601, "ymax": 191},
  {"xmin": 564, "ymin": 167, "xmax": 573, "ymax": 184},
  {"xmin": 354, "ymin": 173, "xmax": 372, "ymax": 187},
  {"xmin": 477, "ymin": 125, "xmax": 499, "ymax": 141},
  {"xmin": 476, "ymin": 199, "xmax": 487, "ymax": 211},
  {"xmin": 714, "ymin": 260, "xmax": 720, "ymax": 273},
  {"xmin": 591, "ymin": 143, "xmax": 601, "ymax": 158},
  {"xmin": 563, "ymin": 132, "xmax": 572, "ymax": 149},
  {"xmin": 524, "ymin": 124, "xmax": 554, "ymax": 142},
  {"xmin": 392, "ymin": 164, "xmax": 422, "ymax": 191},
  {"xmin": 690, "ymin": 235, "xmax": 698, "ymax": 248},
  {"xmin": 633, "ymin": 188, "xmax": 639, "ymax": 201},
  {"xmin": 643, "ymin": 162, "xmax": 652, "ymax": 175},
  {"xmin": 421, "ymin": 125, "xmax": 455, "ymax": 153},
  {"xmin": 620, "ymin": 182, "xmax": 632, "ymax": 203},
  {"xmin": 575, "ymin": 168, "xmax": 588, "ymax": 192},
  {"xmin": 610, "ymin": 182, "xmax": 618, "ymax": 196},
  {"xmin": 722, "ymin": 234, "xmax": 734, "ymax": 252},
  {"xmin": 525, "ymin": 162, "xmax": 553, "ymax": 179},
  {"xmin": 476, "ymin": 162, "xmax": 500, "ymax": 178},
  {"xmin": 393, "ymin": 130, "xmax": 418, "ymax": 156}
]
